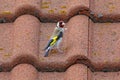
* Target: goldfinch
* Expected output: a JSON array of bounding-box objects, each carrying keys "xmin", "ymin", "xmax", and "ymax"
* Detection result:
[{"xmin": 44, "ymin": 21, "xmax": 65, "ymax": 57}]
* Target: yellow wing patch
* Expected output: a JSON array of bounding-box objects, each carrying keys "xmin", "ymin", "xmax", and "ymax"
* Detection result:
[{"xmin": 50, "ymin": 36, "xmax": 58, "ymax": 46}]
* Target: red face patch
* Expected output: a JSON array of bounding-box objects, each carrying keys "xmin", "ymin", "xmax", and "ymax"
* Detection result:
[{"xmin": 59, "ymin": 21, "xmax": 64, "ymax": 28}]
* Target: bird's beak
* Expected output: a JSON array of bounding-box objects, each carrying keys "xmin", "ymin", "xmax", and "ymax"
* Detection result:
[{"xmin": 63, "ymin": 22, "xmax": 65, "ymax": 26}]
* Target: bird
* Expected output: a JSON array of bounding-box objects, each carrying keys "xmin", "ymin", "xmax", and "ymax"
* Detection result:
[{"xmin": 44, "ymin": 21, "xmax": 65, "ymax": 57}]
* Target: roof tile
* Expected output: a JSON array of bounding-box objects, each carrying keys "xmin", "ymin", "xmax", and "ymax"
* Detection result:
[{"xmin": 0, "ymin": 0, "xmax": 120, "ymax": 80}]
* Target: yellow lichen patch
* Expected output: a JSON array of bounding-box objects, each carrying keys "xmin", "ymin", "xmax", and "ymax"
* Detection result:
[
  {"xmin": 110, "ymin": 5, "xmax": 116, "ymax": 9},
  {"xmin": 3, "ymin": 53, "xmax": 12, "ymax": 60},
  {"xmin": 93, "ymin": 52, "xmax": 97, "ymax": 56},
  {"xmin": 16, "ymin": 44, "xmax": 20, "ymax": 48},
  {"xmin": 2, "ymin": 11, "xmax": 11, "ymax": 15},
  {"xmin": 42, "ymin": 1, "xmax": 51, "ymax": 5},
  {"xmin": 41, "ymin": 5, "xmax": 49, "ymax": 9},
  {"xmin": 97, "ymin": 32, "xmax": 103, "ymax": 36},
  {"xmin": 105, "ymin": 22, "xmax": 111, "ymax": 25},
  {"xmin": 111, "ymin": 51, "xmax": 115, "ymax": 54},
  {"xmin": 41, "ymin": 1, "xmax": 51, "ymax": 9},
  {"xmin": 107, "ymin": 3, "xmax": 116, "ymax": 12},
  {"xmin": 59, "ymin": 10, "xmax": 67, "ymax": 15},
  {"xmin": 47, "ymin": 35, "xmax": 51, "ymax": 39},
  {"xmin": 109, "ymin": 7, "xmax": 115, "ymax": 12},
  {"xmin": 61, "ymin": 6, "xmax": 67, "ymax": 9},
  {"xmin": 39, "ymin": 58, "xmax": 44, "ymax": 61},
  {"xmin": 55, "ymin": 8, "xmax": 57, "ymax": 10},
  {"xmin": 114, "ymin": 58, "xmax": 120, "ymax": 62},
  {"xmin": 48, "ymin": 10, "xmax": 54, "ymax": 14},
  {"xmin": 109, "ymin": 9, "xmax": 113, "ymax": 12},
  {"xmin": 25, "ymin": 31, "xmax": 30, "ymax": 36},
  {"xmin": 4, "ymin": 53, "xmax": 12, "ymax": 57},
  {"xmin": 0, "ymin": 48, "xmax": 4, "ymax": 51},
  {"xmin": 62, "ymin": 47, "xmax": 68, "ymax": 51},
  {"xmin": 51, "ymin": 49, "xmax": 58, "ymax": 54},
  {"xmin": 92, "ymin": 52, "xmax": 100, "ymax": 56},
  {"xmin": 104, "ymin": 60, "xmax": 108, "ymax": 64}
]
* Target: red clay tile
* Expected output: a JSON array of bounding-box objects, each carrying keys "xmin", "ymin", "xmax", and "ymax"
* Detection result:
[
  {"xmin": 89, "ymin": 20, "xmax": 120, "ymax": 71},
  {"xmin": 92, "ymin": 72, "xmax": 120, "ymax": 80},
  {"xmin": 35, "ymin": 15, "xmax": 88, "ymax": 71},
  {"xmin": 40, "ymin": 0, "xmax": 89, "ymax": 21},
  {"xmin": 14, "ymin": 0, "xmax": 41, "ymax": 18},
  {"xmin": 11, "ymin": 64, "xmax": 38, "ymax": 80},
  {"xmin": 13, "ymin": 15, "xmax": 40, "ymax": 64},
  {"xmin": 1, "ymin": 14, "xmax": 120, "ymax": 72},
  {"xmin": 90, "ymin": 0, "xmax": 120, "ymax": 22},
  {"xmin": 1, "ymin": 0, "xmax": 120, "ymax": 80},
  {"xmin": 38, "ymin": 72, "xmax": 64, "ymax": 80},
  {"xmin": 0, "ymin": 0, "xmax": 40, "ymax": 22},
  {"xmin": 0, "ymin": 0, "xmax": 89, "ymax": 22},
  {"xmin": 1, "ymin": 64, "xmax": 120, "ymax": 80},
  {"xmin": 0, "ymin": 23, "xmax": 13, "ymax": 63},
  {"xmin": 0, "ymin": 64, "xmax": 87, "ymax": 80},
  {"xmin": 88, "ymin": 68, "xmax": 120, "ymax": 80},
  {"xmin": 65, "ymin": 64, "xmax": 87, "ymax": 80},
  {"xmin": 0, "ymin": 14, "xmax": 88, "ymax": 71},
  {"xmin": 66, "ymin": 15, "xmax": 88, "ymax": 56},
  {"xmin": 0, "ymin": 0, "xmax": 120, "ymax": 22},
  {"xmin": 0, "ymin": 72, "xmax": 10, "ymax": 80},
  {"xmin": 1, "ymin": 13, "xmax": 120, "ymax": 73}
]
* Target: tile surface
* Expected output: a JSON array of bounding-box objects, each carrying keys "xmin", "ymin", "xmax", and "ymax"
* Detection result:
[{"xmin": 0, "ymin": 0, "xmax": 120, "ymax": 80}]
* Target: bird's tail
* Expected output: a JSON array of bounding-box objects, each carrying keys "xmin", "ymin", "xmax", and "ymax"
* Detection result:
[{"xmin": 44, "ymin": 47, "xmax": 50, "ymax": 57}]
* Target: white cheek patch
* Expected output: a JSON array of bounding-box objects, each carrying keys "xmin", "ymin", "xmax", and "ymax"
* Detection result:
[{"xmin": 57, "ymin": 22, "xmax": 59, "ymax": 27}]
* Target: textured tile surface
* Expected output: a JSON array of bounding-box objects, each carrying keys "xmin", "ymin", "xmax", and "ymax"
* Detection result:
[
  {"xmin": 0, "ymin": 0, "xmax": 120, "ymax": 80},
  {"xmin": 90, "ymin": 0, "xmax": 120, "ymax": 22},
  {"xmin": 89, "ymin": 20, "xmax": 120, "ymax": 71}
]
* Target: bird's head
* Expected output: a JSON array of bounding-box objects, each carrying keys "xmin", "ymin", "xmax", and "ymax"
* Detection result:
[{"xmin": 57, "ymin": 21, "xmax": 65, "ymax": 28}]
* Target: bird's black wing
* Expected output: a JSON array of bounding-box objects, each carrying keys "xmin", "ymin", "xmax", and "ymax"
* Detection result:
[
  {"xmin": 57, "ymin": 31, "xmax": 63, "ymax": 40},
  {"xmin": 44, "ymin": 39, "xmax": 53, "ymax": 50}
]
